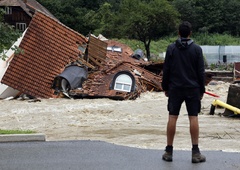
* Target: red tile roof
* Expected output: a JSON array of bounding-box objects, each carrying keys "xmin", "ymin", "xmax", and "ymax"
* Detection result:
[{"xmin": 1, "ymin": 11, "xmax": 87, "ymax": 98}]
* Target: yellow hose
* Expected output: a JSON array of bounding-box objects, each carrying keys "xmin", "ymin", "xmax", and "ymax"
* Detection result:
[{"xmin": 212, "ymin": 99, "xmax": 240, "ymax": 115}]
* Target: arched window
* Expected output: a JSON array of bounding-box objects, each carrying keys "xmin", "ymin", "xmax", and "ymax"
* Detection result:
[{"xmin": 114, "ymin": 74, "xmax": 132, "ymax": 92}]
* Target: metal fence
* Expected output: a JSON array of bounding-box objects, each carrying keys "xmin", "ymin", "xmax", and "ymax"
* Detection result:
[{"xmin": 201, "ymin": 46, "xmax": 240, "ymax": 64}]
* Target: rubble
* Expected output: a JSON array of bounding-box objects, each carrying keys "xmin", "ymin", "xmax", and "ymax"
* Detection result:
[
  {"xmin": 0, "ymin": 10, "xmax": 164, "ymax": 100},
  {"xmin": 0, "ymin": 10, "xmax": 213, "ymax": 100}
]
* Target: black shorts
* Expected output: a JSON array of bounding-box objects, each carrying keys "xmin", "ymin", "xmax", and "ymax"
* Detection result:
[{"xmin": 167, "ymin": 88, "xmax": 201, "ymax": 116}]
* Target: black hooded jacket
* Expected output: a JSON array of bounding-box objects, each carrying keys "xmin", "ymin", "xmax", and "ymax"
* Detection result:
[{"xmin": 161, "ymin": 38, "xmax": 205, "ymax": 94}]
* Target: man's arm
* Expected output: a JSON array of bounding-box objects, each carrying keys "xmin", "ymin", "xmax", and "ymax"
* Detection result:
[
  {"xmin": 197, "ymin": 48, "xmax": 206, "ymax": 94},
  {"xmin": 161, "ymin": 45, "xmax": 172, "ymax": 92}
]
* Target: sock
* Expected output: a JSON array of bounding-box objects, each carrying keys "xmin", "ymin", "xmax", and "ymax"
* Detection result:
[
  {"xmin": 165, "ymin": 145, "xmax": 173, "ymax": 153},
  {"xmin": 192, "ymin": 144, "xmax": 200, "ymax": 153}
]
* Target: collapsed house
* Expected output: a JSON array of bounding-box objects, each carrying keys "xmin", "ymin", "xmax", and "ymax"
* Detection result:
[
  {"xmin": 0, "ymin": 10, "xmax": 164, "ymax": 100},
  {"xmin": 66, "ymin": 38, "xmax": 164, "ymax": 100}
]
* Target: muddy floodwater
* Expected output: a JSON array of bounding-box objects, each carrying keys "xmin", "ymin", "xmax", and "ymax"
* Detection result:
[{"xmin": 0, "ymin": 82, "xmax": 239, "ymax": 152}]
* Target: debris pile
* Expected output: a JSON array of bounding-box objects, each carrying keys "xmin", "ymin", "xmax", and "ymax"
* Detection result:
[{"xmin": 0, "ymin": 10, "xmax": 163, "ymax": 100}]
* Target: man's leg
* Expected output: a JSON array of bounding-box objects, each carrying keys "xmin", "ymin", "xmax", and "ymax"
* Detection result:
[
  {"xmin": 162, "ymin": 115, "xmax": 178, "ymax": 162},
  {"xmin": 167, "ymin": 115, "xmax": 178, "ymax": 146},
  {"xmin": 189, "ymin": 116, "xmax": 206, "ymax": 163},
  {"xmin": 189, "ymin": 116, "xmax": 199, "ymax": 145},
  {"xmin": 163, "ymin": 88, "xmax": 182, "ymax": 162}
]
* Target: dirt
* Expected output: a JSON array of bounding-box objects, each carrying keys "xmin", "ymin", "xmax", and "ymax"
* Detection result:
[{"xmin": 0, "ymin": 81, "xmax": 239, "ymax": 152}]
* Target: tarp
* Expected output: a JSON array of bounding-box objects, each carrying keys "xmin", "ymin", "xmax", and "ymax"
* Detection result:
[{"xmin": 52, "ymin": 65, "xmax": 88, "ymax": 93}]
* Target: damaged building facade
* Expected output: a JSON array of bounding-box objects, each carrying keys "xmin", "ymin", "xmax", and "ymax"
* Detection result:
[{"xmin": 0, "ymin": 9, "xmax": 164, "ymax": 100}]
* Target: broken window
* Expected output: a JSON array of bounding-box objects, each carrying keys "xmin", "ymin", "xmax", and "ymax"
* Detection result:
[{"xmin": 114, "ymin": 74, "xmax": 132, "ymax": 92}]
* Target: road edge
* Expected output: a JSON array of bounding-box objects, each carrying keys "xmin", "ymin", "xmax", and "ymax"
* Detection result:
[{"xmin": 0, "ymin": 133, "xmax": 46, "ymax": 142}]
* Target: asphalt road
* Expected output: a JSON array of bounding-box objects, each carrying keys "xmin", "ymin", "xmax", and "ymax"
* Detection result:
[{"xmin": 0, "ymin": 140, "xmax": 239, "ymax": 170}]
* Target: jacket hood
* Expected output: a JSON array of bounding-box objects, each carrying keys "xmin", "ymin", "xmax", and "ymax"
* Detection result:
[{"xmin": 175, "ymin": 38, "xmax": 193, "ymax": 49}]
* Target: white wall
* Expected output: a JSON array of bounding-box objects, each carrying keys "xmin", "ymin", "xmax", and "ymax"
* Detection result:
[{"xmin": 0, "ymin": 29, "xmax": 27, "ymax": 98}]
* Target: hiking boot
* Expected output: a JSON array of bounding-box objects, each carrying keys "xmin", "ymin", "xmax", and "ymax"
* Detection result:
[
  {"xmin": 162, "ymin": 152, "xmax": 173, "ymax": 162},
  {"xmin": 192, "ymin": 152, "xmax": 206, "ymax": 163}
]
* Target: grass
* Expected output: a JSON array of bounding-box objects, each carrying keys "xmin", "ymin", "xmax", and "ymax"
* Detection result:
[{"xmin": 0, "ymin": 129, "xmax": 36, "ymax": 135}]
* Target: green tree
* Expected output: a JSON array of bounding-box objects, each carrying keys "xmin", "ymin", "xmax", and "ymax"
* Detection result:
[
  {"xmin": 222, "ymin": 0, "xmax": 240, "ymax": 36},
  {"xmin": 172, "ymin": 0, "xmax": 240, "ymax": 36},
  {"xmin": 0, "ymin": 9, "xmax": 21, "ymax": 60},
  {"xmin": 194, "ymin": 0, "xmax": 224, "ymax": 33},
  {"xmin": 171, "ymin": 0, "xmax": 198, "ymax": 30},
  {"xmin": 92, "ymin": 2, "xmax": 115, "ymax": 36},
  {"xmin": 114, "ymin": 0, "xmax": 179, "ymax": 59},
  {"xmin": 38, "ymin": 0, "xmax": 105, "ymax": 36}
]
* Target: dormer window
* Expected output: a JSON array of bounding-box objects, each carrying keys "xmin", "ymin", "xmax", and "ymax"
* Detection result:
[
  {"xmin": 111, "ymin": 71, "xmax": 136, "ymax": 93},
  {"xmin": 107, "ymin": 46, "xmax": 122, "ymax": 53},
  {"xmin": 5, "ymin": 7, "xmax": 12, "ymax": 15},
  {"xmin": 114, "ymin": 74, "xmax": 132, "ymax": 92}
]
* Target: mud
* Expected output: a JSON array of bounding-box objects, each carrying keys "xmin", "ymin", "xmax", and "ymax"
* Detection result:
[{"xmin": 0, "ymin": 81, "xmax": 239, "ymax": 152}]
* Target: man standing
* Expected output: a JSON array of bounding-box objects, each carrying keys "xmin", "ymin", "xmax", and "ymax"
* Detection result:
[{"xmin": 161, "ymin": 21, "xmax": 206, "ymax": 163}]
